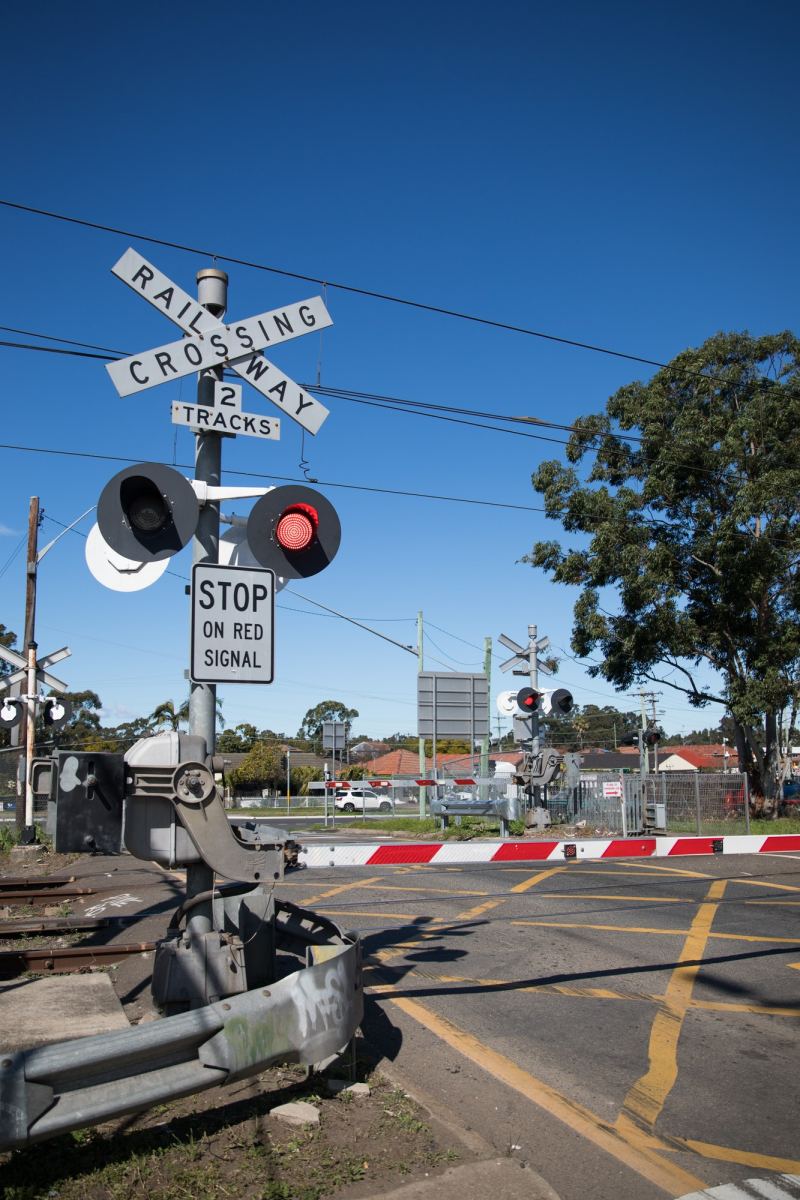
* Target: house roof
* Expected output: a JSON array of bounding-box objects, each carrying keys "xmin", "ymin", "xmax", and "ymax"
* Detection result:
[
  {"xmin": 361, "ymin": 748, "xmax": 523, "ymax": 778},
  {"xmin": 658, "ymin": 744, "xmax": 732, "ymax": 770}
]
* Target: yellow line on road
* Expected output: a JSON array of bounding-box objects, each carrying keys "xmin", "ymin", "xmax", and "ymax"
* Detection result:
[
  {"xmin": 510, "ymin": 866, "xmax": 567, "ymax": 893},
  {"xmin": 369, "ymin": 967, "xmax": 800, "ymax": 1018},
  {"xmin": 734, "ymin": 877, "xmax": 800, "ymax": 894},
  {"xmin": 316, "ymin": 909, "xmax": 419, "ymax": 921},
  {"xmin": 678, "ymin": 1137, "xmax": 800, "ymax": 1174},
  {"xmin": 691, "ymin": 998, "xmax": 800, "ymax": 1017},
  {"xmin": 454, "ymin": 898, "xmax": 507, "ymax": 920},
  {"xmin": 616, "ymin": 879, "xmax": 726, "ymax": 1134},
  {"xmin": 361, "ymin": 884, "xmax": 491, "ymax": 896},
  {"xmin": 299, "ymin": 875, "xmax": 384, "ymax": 905},
  {"xmin": 532, "ymin": 892, "xmax": 690, "ymax": 904},
  {"xmin": 387, "ymin": 993, "xmax": 707, "ymax": 1196},
  {"xmin": 512, "ymin": 920, "xmax": 800, "ymax": 944},
  {"xmin": 606, "ymin": 862, "xmax": 714, "ymax": 879}
]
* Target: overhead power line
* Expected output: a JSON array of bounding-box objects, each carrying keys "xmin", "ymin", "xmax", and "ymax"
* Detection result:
[
  {"xmin": 0, "ymin": 197, "xmax": 695, "ymax": 373},
  {"xmin": 0, "ymin": 440, "xmax": 548, "ymax": 515}
]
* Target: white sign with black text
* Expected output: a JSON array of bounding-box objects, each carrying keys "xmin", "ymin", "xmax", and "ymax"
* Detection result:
[
  {"xmin": 191, "ymin": 563, "xmax": 275, "ymax": 684},
  {"xmin": 172, "ymin": 381, "xmax": 280, "ymax": 440},
  {"xmin": 108, "ymin": 248, "xmax": 331, "ymax": 435}
]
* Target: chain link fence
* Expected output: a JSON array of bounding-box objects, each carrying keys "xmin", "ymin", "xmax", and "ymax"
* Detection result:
[{"xmin": 563, "ymin": 770, "xmax": 750, "ymax": 835}]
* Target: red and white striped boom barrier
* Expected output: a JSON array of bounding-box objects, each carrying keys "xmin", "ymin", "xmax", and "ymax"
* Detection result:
[{"xmin": 299, "ymin": 833, "xmax": 800, "ymax": 869}]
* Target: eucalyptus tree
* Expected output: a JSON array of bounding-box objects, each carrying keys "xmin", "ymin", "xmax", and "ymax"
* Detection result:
[{"xmin": 526, "ymin": 331, "xmax": 800, "ymax": 801}]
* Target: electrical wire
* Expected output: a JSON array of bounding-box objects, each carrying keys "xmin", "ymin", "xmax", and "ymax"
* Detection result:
[
  {"xmin": 0, "ymin": 198, "xmax": 697, "ymax": 373},
  {"xmin": 2, "ymin": 331, "xmax": 788, "ymax": 493},
  {"xmin": 4, "ymin": 198, "xmax": 797, "ymax": 408},
  {"xmin": 0, "ymin": 440, "xmax": 550, "ymax": 515}
]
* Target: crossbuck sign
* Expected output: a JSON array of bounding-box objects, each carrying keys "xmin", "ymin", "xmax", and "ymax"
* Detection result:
[{"xmin": 107, "ymin": 248, "xmax": 332, "ymax": 435}]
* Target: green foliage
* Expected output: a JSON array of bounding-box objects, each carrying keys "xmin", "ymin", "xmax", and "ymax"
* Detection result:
[
  {"xmin": 544, "ymin": 703, "xmax": 639, "ymax": 749},
  {"xmin": 0, "ymin": 625, "xmax": 18, "ymax": 750},
  {"xmin": 525, "ymin": 330, "xmax": 800, "ymax": 799},
  {"xmin": 216, "ymin": 722, "xmax": 260, "ymax": 752},
  {"xmin": 228, "ymin": 741, "xmax": 282, "ymax": 792},
  {"xmin": 47, "ymin": 690, "xmax": 103, "ymax": 749},
  {"xmin": 148, "ymin": 698, "xmax": 191, "ymax": 732},
  {"xmin": 336, "ymin": 764, "xmax": 366, "ymax": 781},
  {"xmin": 297, "ymin": 700, "xmax": 359, "ymax": 744}
]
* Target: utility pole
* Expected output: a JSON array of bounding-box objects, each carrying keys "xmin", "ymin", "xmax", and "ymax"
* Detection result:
[
  {"xmin": 186, "ymin": 266, "xmax": 228, "ymax": 939},
  {"xmin": 528, "ymin": 624, "xmax": 541, "ymax": 807},
  {"xmin": 20, "ymin": 497, "xmax": 41, "ymax": 838},
  {"xmin": 479, "ymin": 636, "xmax": 491, "ymax": 793},
  {"xmin": 638, "ymin": 691, "xmax": 649, "ymax": 781},
  {"xmin": 417, "ymin": 610, "xmax": 427, "ymax": 818}
]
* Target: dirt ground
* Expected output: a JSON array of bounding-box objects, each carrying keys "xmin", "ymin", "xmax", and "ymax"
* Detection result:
[
  {"xmin": 0, "ymin": 847, "xmax": 473, "ymax": 1199},
  {"xmin": 0, "ymin": 1053, "xmax": 472, "ymax": 1200}
]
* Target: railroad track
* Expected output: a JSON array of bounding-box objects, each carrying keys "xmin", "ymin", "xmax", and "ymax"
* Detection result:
[
  {"xmin": 0, "ymin": 873, "xmax": 153, "ymax": 979},
  {"xmin": 0, "ymin": 875, "xmax": 96, "ymax": 901}
]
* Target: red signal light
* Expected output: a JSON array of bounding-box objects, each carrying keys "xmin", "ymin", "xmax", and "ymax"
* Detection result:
[
  {"xmin": 516, "ymin": 687, "xmax": 541, "ymax": 711},
  {"xmin": 275, "ymin": 503, "xmax": 318, "ymax": 552}
]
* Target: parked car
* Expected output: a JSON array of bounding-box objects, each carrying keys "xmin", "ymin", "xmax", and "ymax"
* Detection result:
[{"xmin": 334, "ymin": 788, "xmax": 392, "ymax": 813}]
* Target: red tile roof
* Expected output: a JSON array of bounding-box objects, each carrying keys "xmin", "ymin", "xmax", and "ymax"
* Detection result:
[{"xmin": 659, "ymin": 744, "xmax": 732, "ymax": 770}]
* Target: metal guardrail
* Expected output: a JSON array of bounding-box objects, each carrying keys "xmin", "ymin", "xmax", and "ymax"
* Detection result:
[{"xmin": 0, "ymin": 899, "xmax": 362, "ymax": 1152}]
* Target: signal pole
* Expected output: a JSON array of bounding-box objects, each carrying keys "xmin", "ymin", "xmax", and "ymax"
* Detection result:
[
  {"xmin": 21, "ymin": 497, "xmax": 41, "ymax": 839},
  {"xmin": 186, "ymin": 267, "xmax": 228, "ymax": 938},
  {"xmin": 418, "ymin": 611, "xmax": 426, "ymax": 818}
]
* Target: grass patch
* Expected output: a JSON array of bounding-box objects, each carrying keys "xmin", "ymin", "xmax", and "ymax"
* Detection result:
[
  {"xmin": 668, "ymin": 816, "xmax": 800, "ymax": 836},
  {"xmin": 0, "ymin": 1068, "xmax": 465, "ymax": 1200}
]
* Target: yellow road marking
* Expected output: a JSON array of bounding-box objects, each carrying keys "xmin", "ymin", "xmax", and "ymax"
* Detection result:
[
  {"xmin": 299, "ymin": 875, "xmax": 384, "ymax": 905},
  {"xmin": 532, "ymin": 892, "xmax": 690, "ymax": 904},
  {"xmin": 616, "ymin": 879, "xmax": 726, "ymax": 1133},
  {"xmin": 678, "ymin": 1137, "xmax": 800, "ymax": 1174},
  {"xmin": 455, "ymin": 898, "xmax": 507, "ymax": 920},
  {"xmin": 315, "ymin": 909, "xmax": 419, "ymax": 921},
  {"xmin": 367, "ymin": 967, "xmax": 800, "ymax": 1018},
  {"xmin": 510, "ymin": 866, "xmax": 567, "ymax": 893},
  {"xmin": 512, "ymin": 920, "xmax": 800, "ymax": 944},
  {"xmin": 734, "ymin": 877, "xmax": 800, "ymax": 894},
  {"xmin": 387, "ymin": 993, "xmax": 706, "ymax": 1196},
  {"xmin": 608, "ymin": 861, "xmax": 714, "ymax": 879},
  {"xmin": 361, "ymin": 884, "xmax": 491, "ymax": 896},
  {"xmin": 745, "ymin": 897, "xmax": 800, "ymax": 905},
  {"xmin": 691, "ymin": 999, "xmax": 800, "ymax": 1017}
]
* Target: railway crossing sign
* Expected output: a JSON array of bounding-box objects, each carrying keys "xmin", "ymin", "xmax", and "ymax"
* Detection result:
[
  {"xmin": 107, "ymin": 248, "xmax": 332, "ymax": 435},
  {"xmin": 0, "ymin": 644, "xmax": 70, "ymax": 693},
  {"xmin": 171, "ymin": 381, "xmax": 280, "ymax": 441}
]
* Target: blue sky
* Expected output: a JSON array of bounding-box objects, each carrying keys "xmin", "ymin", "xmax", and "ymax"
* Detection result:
[{"xmin": 1, "ymin": 1, "xmax": 797, "ymax": 744}]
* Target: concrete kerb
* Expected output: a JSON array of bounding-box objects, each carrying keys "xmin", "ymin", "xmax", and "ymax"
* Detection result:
[{"xmin": 371, "ymin": 1052, "xmax": 562, "ymax": 1200}]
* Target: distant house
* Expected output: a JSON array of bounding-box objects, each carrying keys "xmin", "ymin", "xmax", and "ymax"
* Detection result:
[
  {"xmin": 349, "ymin": 740, "xmax": 390, "ymax": 762},
  {"xmin": 657, "ymin": 744, "xmax": 735, "ymax": 772},
  {"xmin": 359, "ymin": 748, "xmax": 523, "ymax": 779}
]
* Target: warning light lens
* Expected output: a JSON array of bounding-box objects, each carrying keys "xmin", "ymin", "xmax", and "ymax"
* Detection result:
[
  {"xmin": 275, "ymin": 503, "xmax": 318, "ymax": 552},
  {"xmin": 121, "ymin": 476, "xmax": 170, "ymax": 535}
]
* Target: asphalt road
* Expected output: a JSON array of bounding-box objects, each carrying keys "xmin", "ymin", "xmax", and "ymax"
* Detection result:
[
  {"xmin": 6, "ymin": 839, "xmax": 799, "ymax": 1199},
  {"xmin": 279, "ymin": 850, "xmax": 800, "ymax": 1200}
]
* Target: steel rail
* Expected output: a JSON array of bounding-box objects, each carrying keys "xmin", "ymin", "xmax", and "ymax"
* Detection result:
[{"xmin": 0, "ymin": 942, "xmax": 157, "ymax": 980}]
